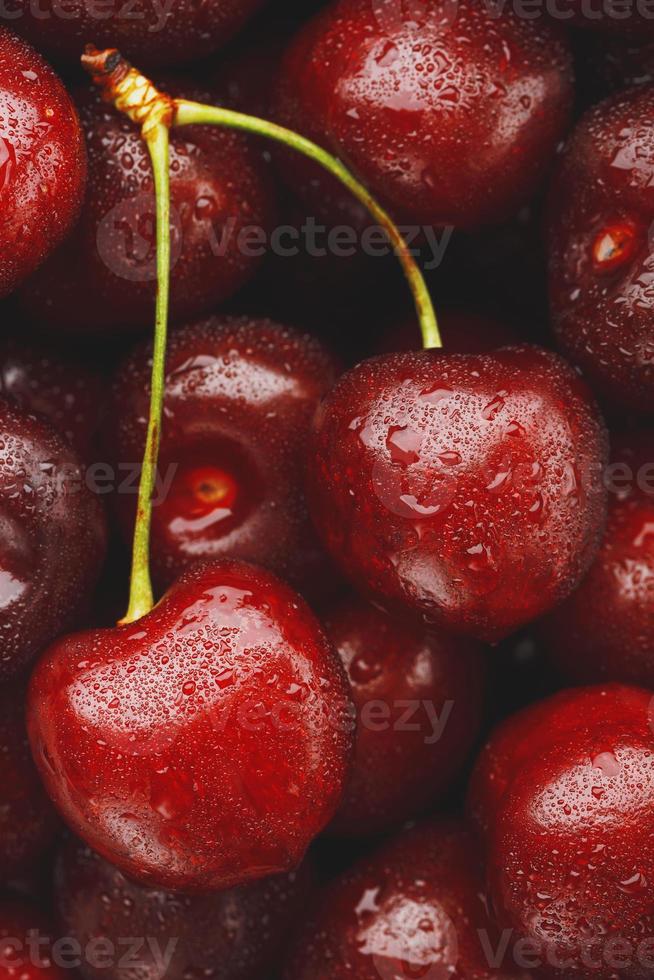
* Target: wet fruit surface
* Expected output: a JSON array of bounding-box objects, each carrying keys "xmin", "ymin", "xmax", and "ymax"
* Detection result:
[
  {"xmin": 108, "ymin": 317, "xmax": 337, "ymax": 593},
  {"xmin": 0, "ymin": 27, "xmax": 86, "ymax": 298},
  {"xmin": 283, "ymin": 820, "xmax": 527, "ymax": 979},
  {"xmin": 2, "ymin": 0, "xmax": 265, "ymax": 69},
  {"xmin": 0, "ymin": 397, "xmax": 106, "ymax": 677},
  {"xmin": 273, "ymin": 0, "xmax": 573, "ymax": 228},
  {"xmin": 0, "ymin": 681, "xmax": 59, "ymax": 876},
  {"xmin": 55, "ymin": 835, "xmax": 314, "ymax": 980},
  {"xmin": 548, "ymin": 85, "xmax": 654, "ymax": 413},
  {"xmin": 542, "ymin": 433, "xmax": 654, "ymax": 689},
  {"xmin": 20, "ymin": 85, "xmax": 274, "ymax": 332},
  {"xmin": 0, "ymin": 339, "xmax": 103, "ymax": 458},
  {"xmin": 0, "ymin": 899, "xmax": 67, "ymax": 980},
  {"xmin": 324, "ymin": 595, "xmax": 486, "ymax": 836},
  {"xmin": 470, "ymin": 684, "xmax": 654, "ymax": 978},
  {"xmin": 307, "ymin": 346, "xmax": 608, "ymax": 641},
  {"xmin": 28, "ymin": 560, "xmax": 354, "ymax": 892}
]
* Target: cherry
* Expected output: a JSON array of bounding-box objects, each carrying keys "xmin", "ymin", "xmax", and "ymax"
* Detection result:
[
  {"xmin": 307, "ymin": 346, "xmax": 608, "ymax": 642},
  {"xmin": 324, "ymin": 595, "xmax": 486, "ymax": 836},
  {"xmin": 0, "ymin": 397, "xmax": 106, "ymax": 678},
  {"xmin": 283, "ymin": 819, "xmax": 527, "ymax": 979},
  {"xmin": 107, "ymin": 316, "xmax": 338, "ymax": 594},
  {"xmin": 273, "ymin": 0, "xmax": 573, "ymax": 229},
  {"xmin": 19, "ymin": 84, "xmax": 275, "ymax": 333},
  {"xmin": 27, "ymin": 559, "xmax": 354, "ymax": 893},
  {"xmin": 4, "ymin": 0, "xmax": 265, "ymax": 69},
  {"xmin": 468, "ymin": 684, "xmax": 654, "ymax": 977},
  {"xmin": 55, "ymin": 835, "xmax": 314, "ymax": 980},
  {"xmin": 548, "ymin": 84, "xmax": 654, "ymax": 414},
  {"xmin": 0, "ymin": 680, "xmax": 59, "ymax": 877},
  {"xmin": 0, "ymin": 28, "xmax": 86, "ymax": 299},
  {"xmin": 540, "ymin": 433, "xmax": 654, "ymax": 688},
  {"xmin": 0, "ymin": 339, "xmax": 103, "ymax": 458},
  {"xmin": 0, "ymin": 898, "xmax": 67, "ymax": 980}
]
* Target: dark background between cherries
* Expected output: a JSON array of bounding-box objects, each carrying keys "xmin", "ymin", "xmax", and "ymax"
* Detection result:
[{"xmin": 3, "ymin": 0, "xmax": 654, "ymax": 977}]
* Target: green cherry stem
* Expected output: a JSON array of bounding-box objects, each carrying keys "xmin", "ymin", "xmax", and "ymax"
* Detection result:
[
  {"xmin": 173, "ymin": 99, "xmax": 441, "ymax": 352},
  {"xmin": 80, "ymin": 45, "xmax": 441, "ymax": 626},
  {"xmin": 120, "ymin": 120, "xmax": 171, "ymax": 625}
]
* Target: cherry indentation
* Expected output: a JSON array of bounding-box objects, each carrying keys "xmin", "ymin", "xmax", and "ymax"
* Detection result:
[{"xmin": 591, "ymin": 220, "xmax": 639, "ymax": 274}]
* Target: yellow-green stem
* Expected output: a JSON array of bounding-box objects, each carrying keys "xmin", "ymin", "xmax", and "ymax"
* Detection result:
[
  {"xmin": 173, "ymin": 100, "xmax": 441, "ymax": 351},
  {"xmin": 120, "ymin": 120, "xmax": 170, "ymax": 625}
]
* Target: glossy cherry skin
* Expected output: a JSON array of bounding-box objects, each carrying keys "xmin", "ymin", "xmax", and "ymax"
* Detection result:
[
  {"xmin": 541, "ymin": 434, "xmax": 654, "ymax": 689},
  {"xmin": 54, "ymin": 836, "xmax": 314, "ymax": 980},
  {"xmin": 107, "ymin": 316, "xmax": 337, "ymax": 594},
  {"xmin": 283, "ymin": 820, "xmax": 529, "ymax": 979},
  {"xmin": 0, "ymin": 680, "xmax": 59, "ymax": 877},
  {"xmin": 0, "ymin": 340, "xmax": 103, "ymax": 458},
  {"xmin": 273, "ymin": 0, "xmax": 572, "ymax": 228},
  {"xmin": 0, "ymin": 899, "xmax": 67, "ymax": 980},
  {"xmin": 548, "ymin": 85, "xmax": 654, "ymax": 414},
  {"xmin": 307, "ymin": 346, "xmax": 608, "ymax": 642},
  {"xmin": 0, "ymin": 28, "xmax": 85, "ymax": 299},
  {"xmin": 0, "ymin": 397, "xmax": 106, "ymax": 677},
  {"xmin": 324, "ymin": 595, "xmax": 486, "ymax": 836},
  {"xmin": 28, "ymin": 560, "xmax": 354, "ymax": 893},
  {"xmin": 5, "ymin": 0, "xmax": 264, "ymax": 69},
  {"xmin": 20, "ymin": 86, "xmax": 274, "ymax": 333},
  {"xmin": 469, "ymin": 684, "xmax": 654, "ymax": 978}
]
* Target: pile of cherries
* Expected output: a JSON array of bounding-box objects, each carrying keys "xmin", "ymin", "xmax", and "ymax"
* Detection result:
[{"xmin": 4, "ymin": 0, "xmax": 654, "ymax": 977}]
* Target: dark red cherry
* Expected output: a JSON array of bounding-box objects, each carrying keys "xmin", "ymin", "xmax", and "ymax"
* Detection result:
[
  {"xmin": 548, "ymin": 85, "xmax": 654, "ymax": 413},
  {"xmin": 28, "ymin": 560, "xmax": 354, "ymax": 893},
  {"xmin": 107, "ymin": 316, "xmax": 338, "ymax": 595},
  {"xmin": 0, "ymin": 680, "xmax": 59, "ymax": 877},
  {"xmin": 273, "ymin": 0, "xmax": 573, "ymax": 228},
  {"xmin": 0, "ymin": 397, "xmax": 106, "ymax": 678},
  {"xmin": 0, "ymin": 898, "xmax": 67, "ymax": 980},
  {"xmin": 283, "ymin": 819, "xmax": 528, "ymax": 979},
  {"xmin": 324, "ymin": 595, "xmax": 486, "ymax": 836},
  {"xmin": 469, "ymin": 684, "xmax": 654, "ymax": 978},
  {"xmin": 4, "ymin": 0, "xmax": 264, "ymax": 69},
  {"xmin": 55, "ymin": 837, "xmax": 314, "ymax": 980},
  {"xmin": 540, "ymin": 433, "xmax": 654, "ymax": 688},
  {"xmin": 0, "ymin": 340, "xmax": 103, "ymax": 458},
  {"xmin": 307, "ymin": 346, "xmax": 608, "ymax": 642},
  {"xmin": 20, "ymin": 86, "xmax": 274, "ymax": 333},
  {"xmin": 0, "ymin": 27, "xmax": 86, "ymax": 299}
]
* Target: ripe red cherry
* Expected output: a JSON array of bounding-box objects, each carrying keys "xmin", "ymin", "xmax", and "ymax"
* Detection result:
[
  {"xmin": 273, "ymin": 0, "xmax": 573, "ymax": 228},
  {"xmin": 541, "ymin": 433, "xmax": 654, "ymax": 688},
  {"xmin": 107, "ymin": 317, "xmax": 338, "ymax": 594},
  {"xmin": 0, "ymin": 340, "xmax": 103, "ymax": 458},
  {"xmin": 469, "ymin": 684, "xmax": 654, "ymax": 977},
  {"xmin": 55, "ymin": 835, "xmax": 314, "ymax": 980},
  {"xmin": 548, "ymin": 85, "xmax": 654, "ymax": 413},
  {"xmin": 0, "ymin": 28, "xmax": 86, "ymax": 298},
  {"xmin": 283, "ymin": 820, "xmax": 527, "ymax": 979},
  {"xmin": 20, "ymin": 86, "xmax": 274, "ymax": 333},
  {"xmin": 6, "ymin": 0, "xmax": 264, "ymax": 69},
  {"xmin": 0, "ymin": 680, "xmax": 59, "ymax": 877},
  {"xmin": 307, "ymin": 346, "xmax": 608, "ymax": 642},
  {"xmin": 28, "ymin": 560, "xmax": 354, "ymax": 893},
  {"xmin": 0, "ymin": 899, "xmax": 67, "ymax": 980},
  {"xmin": 0, "ymin": 397, "xmax": 106, "ymax": 678},
  {"xmin": 324, "ymin": 595, "xmax": 486, "ymax": 836}
]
